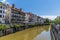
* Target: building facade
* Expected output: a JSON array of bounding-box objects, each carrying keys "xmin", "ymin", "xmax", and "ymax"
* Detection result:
[
  {"xmin": 5, "ymin": 4, "xmax": 12, "ymax": 24},
  {"xmin": 40, "ymin": 17, "xmax": 45, "ymax": 24},
  {"xmin": 25, "ymin": 12, "xmax": 38, "ymax": 25},
  {"xmin": 37, "ymin": 16, "xmax": 45, "ymax": 24},
  {"xmin": 0, "ymin": 2, "xmax": 45, "ymax": 25},
  {"xmin": 0, "ymin": 2, "xmax": 6, "ymax": 23},
  {"xmin": 0, "ymin": 2, "xmax": 25, "ymax": 24},
  {"xmin": 11, "ymin": 4, "xmax": 25, "ymax": 24}
]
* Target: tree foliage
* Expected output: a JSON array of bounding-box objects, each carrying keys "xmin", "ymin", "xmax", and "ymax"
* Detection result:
[
  {"xmin": 44, "ymin": 18, "xmax": 50, "ymax": 24},
  {"xmin": 51, "ymin": 16, "xmax": 60, "ymax": 23}
]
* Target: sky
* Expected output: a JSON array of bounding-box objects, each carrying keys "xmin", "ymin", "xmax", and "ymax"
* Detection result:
[
  {"xmin": 41, "ymin": 16, "xmax": 57, "ymax": 20},
  {"xmin": 0, "ymin": 0, "xmax": 60, "ymax": 20}
]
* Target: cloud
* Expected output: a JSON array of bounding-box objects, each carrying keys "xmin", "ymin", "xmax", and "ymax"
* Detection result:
[
  {"xmin": 41, "ymin": 16, "xmax": 57, "ymax": 20},
  {"xmin": 1, "ymin": 0, "xmax": 6, "ymax": 2},
  {"xmin": 1, "ymin": 0, "xmax": 10, "ymax": 4}
]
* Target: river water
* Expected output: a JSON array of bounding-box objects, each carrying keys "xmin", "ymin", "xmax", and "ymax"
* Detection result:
[{"xmin": 0, "ymin": 25, "xmax": 51, "ymax": 40}]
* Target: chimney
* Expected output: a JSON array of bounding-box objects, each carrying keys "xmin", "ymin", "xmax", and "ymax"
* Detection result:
[
  {"xmin": 20, "ymin": 8, "xmax": 22, "ymax": 11},
  {"xmin": 12, "ymin": 4, "xmax": 15, "ymax": 8}
]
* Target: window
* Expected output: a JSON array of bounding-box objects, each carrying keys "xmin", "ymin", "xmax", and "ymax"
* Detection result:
[
  {"xmin": 3, "ymin": 11, "xmax": 5, "ymax": 13},
  {"xmin": 0, "ymin": 21, "xmax": 1, "ymax": 23},
  {"xmin": 0, "ymin": 15, "xmax": 2, "ymax": 17},
  {"xmin": 3, "ymin": 15, "xmax": 4, "ymax": 18},
  {"xmin": 0, "ymin": 6, "xmax": 2, "ymax": 8},
  {"xmin": 3, "ymin": 7, "xmax": 5, "ymax": 9},
  {"xmin": 0, "ymin": 10, "xmax": 2, "ymax": 13}
]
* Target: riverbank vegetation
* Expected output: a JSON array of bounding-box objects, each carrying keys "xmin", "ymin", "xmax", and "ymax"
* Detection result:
[
  {"xmin": 50, "ymin": 16, "xmax": 60, "ymax": 24},
  {"xmin": 0, "ymin": 24, "xmax": 7, "ymax": 30}
]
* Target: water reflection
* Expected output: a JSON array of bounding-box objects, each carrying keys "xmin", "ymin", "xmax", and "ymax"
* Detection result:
[
  {"xmin": 0, "ymin": 25, "xmax": 51, "ymax": 40},
  {"xmin": 34, "ymin": 26, "xmax": 51, "ymax": 40}
]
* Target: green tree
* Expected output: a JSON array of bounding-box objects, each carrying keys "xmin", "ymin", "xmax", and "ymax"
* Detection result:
[
  {"xmin": 44, "ymin": 18, "xmax": 50, "ymax": 24},
  {"xmin": 54, "ymin": 16, "xmax": 60, "ymax": 23}
]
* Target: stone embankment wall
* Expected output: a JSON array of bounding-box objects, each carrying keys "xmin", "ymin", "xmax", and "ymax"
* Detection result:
[{"xmin": 0, "ymin": 25, "xmax": 35, "ymax": 37}]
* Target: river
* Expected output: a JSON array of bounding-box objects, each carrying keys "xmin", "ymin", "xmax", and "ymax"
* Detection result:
[{"xmin": 0, "ymin": 25, "xmax": 51, "ymax": 40}]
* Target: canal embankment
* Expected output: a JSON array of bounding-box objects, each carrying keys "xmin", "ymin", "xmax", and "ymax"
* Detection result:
[
  {"xmin": 0, "ymin": 24, "xmax": 50, "ymax": 37},
  {"xmin": 0, "ymin": 25, "xmax": 50, "ymax": 40}
]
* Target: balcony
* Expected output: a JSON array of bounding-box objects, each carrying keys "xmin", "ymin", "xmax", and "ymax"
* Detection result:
[
  {"xmin": 12, "ymin": 14, "xmax": 25, "ymax": 18},
  {"xmin": 11, "ymin": 20, "xmax": 24, "ymax": 24}
]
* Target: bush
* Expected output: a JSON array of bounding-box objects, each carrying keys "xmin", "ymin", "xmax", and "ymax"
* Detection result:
[
  {"xmin": 12, "ymin": 24, "xmax": 24, "ymax": 28},
  {"xmin": 28, "ymin": 24, "xmax": 35, "ymax": 27},
  {"xmin": 0, "ymin": 24, "xmax": 7, "ymax": 30}
]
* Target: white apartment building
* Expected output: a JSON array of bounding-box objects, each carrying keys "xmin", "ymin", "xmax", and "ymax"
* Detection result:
[
  {"xmin": 0, "ymin": 2, "xmax": 11, "ymax": 24},
  {"xmin": 37, "ymin": 16, "xmax": 45, "ymax": 24},
  {"xmin": 32, "ymin": 14, "xmax": 38, "ymax": 24},
  {"xmin": 0, "ymin": 2, "xmax": 6, "ymax": 23},
  {"xmin": 24, "ymin": 13, "xmax": 30, "ymax": 24},
  {"xmin": 40, "ymin": 17, "xmax": 45, "ymax": 24},
  {"xmin": 25, "ymin": 12, "xmax": 38, "ymax": 25},
  {"xmin": 5, "ymin": 4, "xmax": 11, "ymax": 24}
]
